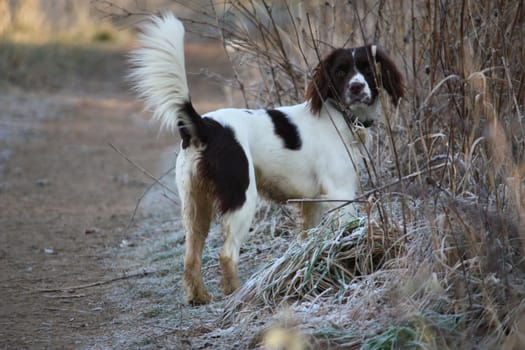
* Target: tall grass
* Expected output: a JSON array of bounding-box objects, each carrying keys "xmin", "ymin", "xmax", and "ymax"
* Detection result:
[{"xmin": 127, "ymin": 1, "xmax": 525, "ymax": 348}]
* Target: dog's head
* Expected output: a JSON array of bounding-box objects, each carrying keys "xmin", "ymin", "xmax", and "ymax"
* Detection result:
[{"xmin": 306, "ymin": 45, "xmax": 403, "ymax": 124}]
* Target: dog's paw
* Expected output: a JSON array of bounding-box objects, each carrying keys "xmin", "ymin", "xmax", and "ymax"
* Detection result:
[
  {"xmin": 187, "ymin": 291, "xmax": 212, "ymax": 306},
  {"xmin": 221, "ymin": 278, "xmax": 240, "ymax": 295}
]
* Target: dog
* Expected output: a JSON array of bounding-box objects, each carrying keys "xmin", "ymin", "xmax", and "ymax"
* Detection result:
[{"xmin": 129, "ymin": 13, "xmax": 403, "ymax": 305}]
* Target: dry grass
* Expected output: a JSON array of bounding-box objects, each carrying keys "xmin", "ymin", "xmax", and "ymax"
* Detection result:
[
  {"xmin": 152, "ymin": 1, "xmax": 525, "ymax": 348},
  {"xmin": 223, "ymin": 217, "xmax": 400, "ymax": 312}
]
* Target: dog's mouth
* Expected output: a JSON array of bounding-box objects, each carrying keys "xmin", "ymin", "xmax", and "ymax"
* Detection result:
[{"xmin": 346, "ymin": 94, "xmax": 373, "ymax": 106}]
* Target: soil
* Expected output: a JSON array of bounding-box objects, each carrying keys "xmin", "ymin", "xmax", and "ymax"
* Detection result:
[{"xmin": 0, "ymin": 40, "xmax": 270, "ymax": 349}]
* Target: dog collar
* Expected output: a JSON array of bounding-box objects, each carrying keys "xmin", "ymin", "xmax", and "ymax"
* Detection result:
[{"xmin": 330, "ymin": 100, "xmax": 374, "ymax": 128}]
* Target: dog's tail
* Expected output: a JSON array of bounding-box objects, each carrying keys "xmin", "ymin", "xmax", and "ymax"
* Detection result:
[{"xmin": 129, "ymin": 13, "xmax": 204, "ymax": 146}]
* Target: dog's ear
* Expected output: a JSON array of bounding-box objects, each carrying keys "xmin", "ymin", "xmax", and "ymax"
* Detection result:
[
  {"xmin": 305, "ymin": 60, "xmax": 329, "ymax": 114},
  {"xmin": 371, "ymin": 45, "xmax": 404, "ymax": 105},
  {"xmin": 305, "ymin": 49, "xmax": 341, "ymax": 114}
]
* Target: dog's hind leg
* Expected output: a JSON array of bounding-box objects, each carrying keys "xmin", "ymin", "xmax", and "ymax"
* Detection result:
[
  {"xmin": 219, "ymin": 176, "xmax": 257, "ymax": 295},
  {"xmin": 181, "ymin": 183, "xmax": 214, "ymax": 305}
]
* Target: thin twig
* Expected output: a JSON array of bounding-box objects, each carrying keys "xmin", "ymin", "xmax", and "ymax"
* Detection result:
[
  {"xmin": 43, "ymin": 294, "xmax": 87, "ymax": 299},
  {"xmin": 35, "ymin": 269, "xmax": 170, "ymax": 293},
  {"xmin": 108, "ymin": 142, "xmax": 179, "ymax": 202},
  {"xmin": 287, "ymin": 162, "xmax": 447, "ymax": 212},
  {"xmin": 126, "ymin": 165, "xmax": 178, "ymax": 231},
  {"xmin": 90, "ymin": 0, "xmax": 152, "ymax": 21}
]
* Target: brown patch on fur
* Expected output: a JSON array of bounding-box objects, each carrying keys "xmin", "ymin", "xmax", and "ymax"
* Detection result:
[
  {"xmin": 374, "ymin": 46, "xmax": 404, "ymax": 105},
  {"xmin": 254, "ymin": 167, "xmax": 314, "ymax": 204},
  {"xmin": 219, "ymin": 254, "xmax": 240, "ymax": 295},
  {"xmin": 305, "ymin": 49, "xmax": 342, "ymax": 114},
  {"xmin": 182, "ymin": 177, "xmax": 215, "ymax": 305},
  {"xmin": 254, "ymin": 167, "xmax": 324, "ymax": 229}
]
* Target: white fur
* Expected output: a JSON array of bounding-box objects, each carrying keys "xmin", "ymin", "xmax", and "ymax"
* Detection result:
[
  {"xmin": 346, "ymin": 73, "xmax": 372, "ymax": 103},
  {"xmin": 128, "ymin": 13, "xmax": 190, "ymax": 132},
  {"xmin": 371, "ymin": 44, "xmax": 377, "ymax": 57}
]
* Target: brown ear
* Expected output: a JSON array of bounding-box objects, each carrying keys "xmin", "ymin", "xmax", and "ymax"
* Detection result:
[
  {"xmin": 372, "ymin": 45, "xmax": 404, "ymax": 105},
  {"xmin": 305, "ymin": 60, "xmax": 329, "ymax": 114},
  {"xmin": 305, "ymin": 49, "xmax": 343, "ymax": 114}
]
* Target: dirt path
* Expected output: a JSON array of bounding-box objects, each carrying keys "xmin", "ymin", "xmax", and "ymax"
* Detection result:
[{"xmin": 0, "ymin": 42, "xmax": 242, "ymax": 349}]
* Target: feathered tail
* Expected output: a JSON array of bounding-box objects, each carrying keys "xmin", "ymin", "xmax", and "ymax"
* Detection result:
[{"xmin": 129, "ymin": 13, "xmax": 203, "ymax": 145}]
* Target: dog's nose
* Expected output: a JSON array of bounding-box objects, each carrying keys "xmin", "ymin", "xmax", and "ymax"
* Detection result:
[{"xmin": 350, "ymin": 82, "xmax": 365, "ymax": 95}]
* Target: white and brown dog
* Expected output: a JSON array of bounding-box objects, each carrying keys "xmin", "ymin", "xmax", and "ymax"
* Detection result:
[{"xmin": 130, "ymin": 13, "xmax": 403, "ymax": 305}]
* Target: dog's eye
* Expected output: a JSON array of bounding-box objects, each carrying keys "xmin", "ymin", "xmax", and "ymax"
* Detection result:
[{"xmin": 336, "ymin": 70, "xmax": 346, "ymax": 78}]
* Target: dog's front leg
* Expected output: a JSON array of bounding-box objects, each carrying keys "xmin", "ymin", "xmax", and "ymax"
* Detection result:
[
  {"xmin": 300, "ymin": 202, "xmax": 324, "ymax": 229},
  {"xmin": 323, "ymin": 192, "xmax": 360, "ymax": 228},
  {"xmin": 320, "ymin": 177, "xmax": 360, "ymax": 227}
]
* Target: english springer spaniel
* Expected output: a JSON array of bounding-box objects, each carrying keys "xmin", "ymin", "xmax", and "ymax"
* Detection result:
[{"xmin": 130, "ymin": 13, "xmax": 403, "ymax": 305}]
